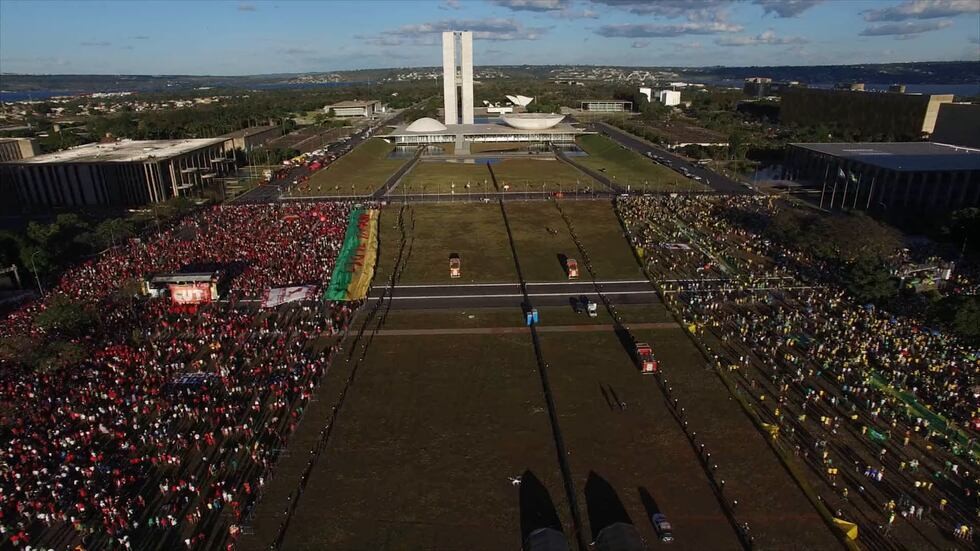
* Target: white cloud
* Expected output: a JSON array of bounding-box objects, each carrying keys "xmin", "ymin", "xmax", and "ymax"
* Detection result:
[
  {"xmin": 860, "ymin": 19, "xmax": 953, "ymax": 36},
  {"xmin": 364, "ymin": 18, "xmax": 549, "ymax": 46},
  {"xmin": 754, "ymin": 0, "xmax": 822, "ymax": 17},
  {"xmin": 492, "ymin": 0, "xmax": 596, "ymax": 19},
  {"xmin": 716, "ymin": 29, "xmax": 808, "ymax": 46},
  {"xmin": 279, "ymin": 47, "xmax": 317, "ymax": 55},
  {"xmin": 596, "ymin": 21, "xmax": 743, "ymax": 38},
  {"xmin": 863, "ymin": 0, "xmax": 978, "ymax": 21},
  {"xmin": 591, "ymin": 0, "xmax": 820, "ymax": 20},
  {"xmin": 591, "ymin": 0, "xmax": 730, "ymax": 20},
  {"xmin": 556, "ymin": 7, "xmax": 599, "ymax": 19},
  {"xmin": 491, "ymin": 0, "xmax": 570, "ymax": 11}
]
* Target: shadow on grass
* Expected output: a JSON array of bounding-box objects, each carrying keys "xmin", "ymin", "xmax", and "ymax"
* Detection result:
[
  {"xmin": 585, "ymin": 471, "xmax": 631, "ymax": 541},
  {"xmin": 638, "ymin": 486, "xmax": 661, "ymax": 526},
  {"xmin": 519, "ymin": 470, "xmax": 564, "ymax": 543}
]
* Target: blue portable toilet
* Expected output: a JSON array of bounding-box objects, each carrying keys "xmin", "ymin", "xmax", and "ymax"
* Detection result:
[
  {"xmin": 526, "ymin": 311, "xmax": 534, "ymax": 326},
  {"xmin": 532, "ymin": 308, "xmax": 540, "ymax": 324}
]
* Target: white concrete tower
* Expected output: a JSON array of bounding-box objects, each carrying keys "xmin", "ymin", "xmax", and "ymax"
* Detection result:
[
  {"xmin": 441, "ymin": 31, "xmax": 475, "ymax": 125},
  {"xmin": 460, "ymin": 31, "xmax": 474, "ymax": 125},
  {"xmin": 442, "ymin": 31, "xmax": 458, "ymax": 126}
]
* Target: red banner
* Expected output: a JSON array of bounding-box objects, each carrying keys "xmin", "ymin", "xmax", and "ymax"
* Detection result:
[{"xmin": 169, "ymin": 283, "xmax": 212, "ymax": 305}]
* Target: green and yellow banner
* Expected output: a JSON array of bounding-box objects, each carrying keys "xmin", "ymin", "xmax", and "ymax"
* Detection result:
[{"xmin": 325, "ymin": 208, "xmax": 379, "ymax": 301}]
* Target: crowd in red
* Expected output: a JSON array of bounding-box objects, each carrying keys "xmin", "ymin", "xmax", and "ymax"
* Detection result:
[{"xmin": 1, "ymin": 203, "xmax": 358, "ymax": 550}]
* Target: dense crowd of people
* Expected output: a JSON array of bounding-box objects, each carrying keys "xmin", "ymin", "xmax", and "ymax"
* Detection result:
[
  {"xmin": 0, "ymin": 203, "xmax": 359, "ymax": 550},
  {"xmin": 619, "ymin": 195, "xmax": 979, "ymax": 547}
]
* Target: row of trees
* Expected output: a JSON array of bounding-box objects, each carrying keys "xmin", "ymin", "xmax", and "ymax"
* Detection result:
[
  {"xmin": 761, "ymin": 206, "xmax": 902, "ymax": 302},
  {"xmin": 757, "ymin": 205, "xmax": 980, "ymax": 341},
  {"xmin": 8, "ymin": 81, "xmax": 442, "ymax": 150},
  {"xmin": 0, "ymin": 197, "xmax": 194, "ymax": 284}
]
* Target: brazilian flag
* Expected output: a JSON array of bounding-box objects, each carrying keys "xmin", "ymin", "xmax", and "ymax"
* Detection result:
[{"xmin": 868, "ymin": 428, "xmax": 888, "ymax": 443}]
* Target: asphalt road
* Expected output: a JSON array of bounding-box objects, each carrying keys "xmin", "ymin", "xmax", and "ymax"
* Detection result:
[
  {"xmin": 235, "ymin": 105, "xmax": 419, "ymax": 204},
  {"xmin": 590, "ymin": 122, "xmax": 751, "ymax": 195},
  {"xmin": 368, "ymin": 279, "xmax": 659, "ymax": 309}
]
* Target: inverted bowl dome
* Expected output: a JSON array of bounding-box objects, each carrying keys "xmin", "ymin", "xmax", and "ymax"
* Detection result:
[{"xmin": 500, "ymin": 113, "xmax": 564, "ymax": 130}]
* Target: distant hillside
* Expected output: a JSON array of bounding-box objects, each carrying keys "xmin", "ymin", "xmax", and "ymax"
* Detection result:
[
  {"xmin": 677, "ymin": 61, "xmax": 980, "ymax": 85},
  {"xmin": 2, "ymin": 60, "xmax": 976, "ymax": 93}
]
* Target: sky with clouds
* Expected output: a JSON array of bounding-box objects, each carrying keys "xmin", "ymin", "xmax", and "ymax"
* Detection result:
[{"xmin": 0, "ymin": 0, "xmax": 977, "ymax": 75}]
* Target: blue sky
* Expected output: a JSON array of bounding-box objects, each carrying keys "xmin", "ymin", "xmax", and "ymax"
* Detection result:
[{"xmin": 1, "ymin": 0, "xmax": 978, "ymax": 75}]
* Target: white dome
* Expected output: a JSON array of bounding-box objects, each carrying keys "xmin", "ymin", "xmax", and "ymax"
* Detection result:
[
  {"xmin": 405, "ymin": 117, "xmax": 448, "ymax": 132},
  {"xmin": 500, "ymin": 113, "xmax": 564, "ymax": 130}
]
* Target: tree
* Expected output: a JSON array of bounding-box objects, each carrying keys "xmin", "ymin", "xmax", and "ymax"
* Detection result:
[
  {"xmin": 727, "ymin": 130, "xmax": 747, "ymax": 160},
  {"xmin": 93, "ymin": 218, "xmax": 135, "ymax": 249},
  {"xmin": 942, "ymin": 208, "xmax": 980, "ymax": 252},
  {"xmin": 20, "ymin": 214, "xmax": 93, "ymax": 276},
  {"xmin": 952, "ymin": 297, "xmax": 980, "ymax": 341},
  {"xmin": 843, "ymin": 256, "xmax": 897, "ymax": 303},
  {"xmin": 0, "ymin": 231, "xmax": 24, "ymax": 268},
  {"xmin": 34, "ymin": 295, "xmax": 98, "ymax": 337}
]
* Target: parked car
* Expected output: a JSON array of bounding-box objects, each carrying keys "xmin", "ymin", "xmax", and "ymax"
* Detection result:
[{"xmin": 652, "ymin": 513, "xmax": 673, "ymax": 543}]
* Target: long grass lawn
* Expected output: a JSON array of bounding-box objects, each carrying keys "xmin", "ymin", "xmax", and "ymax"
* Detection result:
[
  {"xmin": 491, "ymin": 158, "xmax": 600, "ymax": 192},
  {"xmin": 576, "ymin": 134, "xmax": 704, "ymax": 192},
  {"xmin": 375, "ymin": 203, "xmax": 518, "ymax": 283},
  {"xmin": 302, "ymin": 138, "xmax": 406, "ymax": 196},
  {"xmin": 397, "ymin": 157, "xmax": 601, "ymax": 195},
  {"xmin": 396, "ymin": 161, "xmax": 492, "ymax": 195}
]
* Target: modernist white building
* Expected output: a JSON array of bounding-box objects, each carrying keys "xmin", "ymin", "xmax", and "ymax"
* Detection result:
[
  {"xmin": 387, "ymin": 30, "xmax": 585, "ymax": 151},
  {"xmin": 386, "ymin": 114, "xmax": 583, "ymax": 147},
  {"xmin": 658, "ymin": 90, "xmax": 681, "ymax": 106},
  {"xmin": 581, "ymin": 100, "xmax": 632, "ymax": 112},
  {"xmin": 323, "ymin": 100, "xmax": 384, "ymax": 118},
  {"xmin": 0, "ymin": 138, "xmax": 234, "ymax": 214},
  {"xmin": 443, "ymin": 31, "xmax": 474, "ymax": 125}
]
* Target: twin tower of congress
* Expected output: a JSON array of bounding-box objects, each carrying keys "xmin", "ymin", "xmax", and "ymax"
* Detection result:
[{"xmin": 441, "ymin": 31, "xmax": 474, "ymax": 126}]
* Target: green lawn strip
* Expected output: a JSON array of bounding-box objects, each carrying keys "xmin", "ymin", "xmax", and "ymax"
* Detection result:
[
  {"xmin": 576, "ymin": 134, "xmax": 704, "ymax": 192},
  {"xmin": 559, "ymin": 200, "xmax": 645, "ymax": 280},
  {"xmin": 377, "ymin": 203, "xmax": 518, "ymax": 284},
  {"xmin": 301, "ymin": 138, "xmax": 406, "ymax": 196},
  {"xmin": 397, "ymin": 161, "xmax": 492, "ymax": 195},
  {"xmin": 505, "ymin": 201, "xmax": 583, "ymax": 281},
  {"xmin": 492, "ymin": 158, "xmax": 594, "ymax": 193}
]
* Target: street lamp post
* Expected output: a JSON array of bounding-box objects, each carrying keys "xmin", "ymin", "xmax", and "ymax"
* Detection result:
[{"xmin": 29, "ymin": 250, "xmax": 45, "ymax": 297}]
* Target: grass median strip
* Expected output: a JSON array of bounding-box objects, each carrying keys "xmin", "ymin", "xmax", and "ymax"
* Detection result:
[{"xmin": 576, "ymin": 134, "xmax": 705, "ymax": 192}]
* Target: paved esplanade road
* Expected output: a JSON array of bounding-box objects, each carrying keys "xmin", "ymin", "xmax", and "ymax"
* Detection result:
[{"xmin": 368, "ymin": 279, "xmax": 659, "ymax": 309}]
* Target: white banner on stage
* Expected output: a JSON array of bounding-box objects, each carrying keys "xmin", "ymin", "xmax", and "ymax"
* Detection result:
[{"xmin": 261, "ymin": 285, "xmax": 317, "ymax": 308}]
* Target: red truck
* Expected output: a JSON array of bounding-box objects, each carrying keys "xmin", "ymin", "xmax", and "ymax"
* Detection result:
[{"xmin": 636, "ymin": 342, "xmax": 659, "ymax": 374}]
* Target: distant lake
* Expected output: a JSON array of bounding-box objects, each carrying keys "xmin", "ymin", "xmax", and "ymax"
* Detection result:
[
  {"xmin": 810, "ymin": 83, "xmax": 980, "ymax": 96},
  {"xmin": 0, "ymin": 80, "xmax": 367, "ymax": 102},
  {"xmin": 709, "ymin": 80, "xmax": 980, "ymax": 96},
  {"xmin": 247, "ymin": 81, "xmax": 368, "ymax": 91},
  {"xmin": 0, "ymin": 90, "xmax": 86, "ymax": 102}
]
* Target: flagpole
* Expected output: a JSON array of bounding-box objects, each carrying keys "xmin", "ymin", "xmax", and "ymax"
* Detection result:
[
  {"xmin": 829, "ymin": 167, "xmax": 839, "ymax": 210},
  {"xmin": 854, "ymin": 172, "xmax": 862, "ymax": 210},
  {"xmin": 866, "ymin": 175, "xmax": 876, "ymax": 210},
  {"xmin": 819, "ymin": 163, "xmax": 829, "ymax": 209}
]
